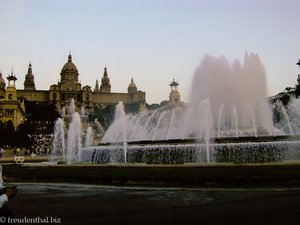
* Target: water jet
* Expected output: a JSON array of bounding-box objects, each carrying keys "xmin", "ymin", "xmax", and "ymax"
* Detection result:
[{"xmin": 73, "ymin": 53, "xmax": 300, "ymax": 164}]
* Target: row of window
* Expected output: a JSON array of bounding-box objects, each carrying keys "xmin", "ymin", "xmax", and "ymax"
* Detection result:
[{"xmin": 52, "ymin": 93, "xmax": 90, "ymax": 102}]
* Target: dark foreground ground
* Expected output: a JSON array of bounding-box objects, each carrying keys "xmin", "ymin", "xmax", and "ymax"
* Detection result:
[
  {"xmin": 5, "ymin": 183, "xmax": 300, "ymax": 225},
  {"xmin": 3, "ymin": 163, "xmax": 300, "ymax": 225},
  {"xmin": 4, "ymin": 162, "xmax": 300, "ymax": 187}
]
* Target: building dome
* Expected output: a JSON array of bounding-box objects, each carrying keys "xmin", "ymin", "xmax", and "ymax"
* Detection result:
[
  {"xmin": 60, "ymin": 53, "xmax": 79, "ymax": 83},
  {"xmin": 62, "ymin": 55, "xmax": 78, "ymax": 71},
  {"xmin": 0, "ymin": 71, "xmax": 6, "ymax": 89},
  {"xmin": 128, "ymin": 78, "xmax": 137, "ymax": 94},
  {"xmin": 128, "ymin": 78, "xmax": 137, "ymax": 88}
]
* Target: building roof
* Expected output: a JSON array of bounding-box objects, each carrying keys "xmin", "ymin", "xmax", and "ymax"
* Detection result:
[
  {"xmin": 61, "ymin": 53, "xmax": 78, "ymax": 72},
  {"xmin": 7, "ymin": 72, "xmax": 17, "ymax": 81},
  {"xmin": 169, "ymin": 78, "xmax": 179, "ymax": 87},
  {"xmin": 128, "ymin": 78, "xmax": 137, "ymax": 89}
]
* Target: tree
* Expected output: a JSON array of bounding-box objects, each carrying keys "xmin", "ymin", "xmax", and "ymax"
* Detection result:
[
  {"xmin": 124, "ymin": 102, "xmax": 140, "ymax": 114},
  {"xmin": 0, "ymin": 121, "xmax": 13, "ymax": 147},
  {"xmin": 89, "ymin": 105, "xmax": 115, "ymax": 130},
  {"xmin": 25, "ymin": 101, "xmax": 60, "ymax": 123},
  {"xmin": 24, "ymin": 100, "xmax": 60, "ymax": 134},
  {"xmin": 160, "ymin": 100, "xmax": 169, "ymax": 107},
  {"xmin": 146, "ymin": 103, "xmax": 160, "ymax": 110},
  {"xmin": 0, "ymin": 120, "xmax": 32, "ymax": 148}
]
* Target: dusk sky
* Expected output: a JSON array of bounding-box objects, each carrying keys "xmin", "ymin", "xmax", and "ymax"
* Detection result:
[{"xmin": 0, "ymin": 0, "xmax": 299, "ymax": 104}]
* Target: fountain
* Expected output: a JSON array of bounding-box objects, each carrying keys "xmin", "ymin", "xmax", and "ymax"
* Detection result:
[
  {"xmin": 66, "ymin": 112, "xmax": 82, "ymax": 164},
  {"xmin": 84, "ymin": 126, "xmax": 94, "ymax": 148},
  {"xmin": 68, "ymin": 98, "xmax": 75, "ymax": 115},
  {"xmin": 100, "ymin": 54, "xmax": 279, "ymax": 143},
  {"xmin": 94, "ymin": 119, "xmax": 105, "ymax": 136},
  {"xmin": 51, "ymin": 118, "xmax": 65, "ymax": 161},
  {"xmin": 51, "ymin": 98, "xmax": 104, "ymax": 164},
  {"xmin": 81, "ymin": 53, "xmax": 300, "ymax": 164}
]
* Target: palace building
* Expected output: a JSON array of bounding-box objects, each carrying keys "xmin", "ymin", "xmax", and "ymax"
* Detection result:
[{"xmin": 0, "ymin": 53, "xmax": 146, "ymax": 128}]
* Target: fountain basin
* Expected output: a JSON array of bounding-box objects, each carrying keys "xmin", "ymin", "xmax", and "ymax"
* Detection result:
[{"xmin": 82, "ymin": 137, "xmax": 300, "ymax": 164}]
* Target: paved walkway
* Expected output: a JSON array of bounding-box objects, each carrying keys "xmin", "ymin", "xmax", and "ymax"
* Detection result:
[{"xmin": 5, "ymin": 183, "xmax": 300, "ymax": 225}]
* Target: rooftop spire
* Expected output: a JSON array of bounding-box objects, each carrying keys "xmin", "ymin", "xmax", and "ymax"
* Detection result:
[
  {"xmin": 27, "ymin": 62, "xmax": 33, "ymax": 75},
  {"xmin": 24, "ymin": 62, "xmax": 36, "ymax": 90},
  {"xmin": 68, "ymin": 52, "xmax": 72, "ymax": 62},
  {"xmin": 103, "ymin": 66, "xmax": 108, "ymax": 77},
  {"xmin": 100, "ymin": 66, "xmax": 111, "ymax": 93},
  {"xmin": 94, "ymin": 79, "xmax": 100, "ymax": 92}
]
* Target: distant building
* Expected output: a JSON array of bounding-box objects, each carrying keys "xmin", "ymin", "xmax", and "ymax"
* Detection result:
[
  {"xmin": 169, "ymin": 78, "xmax": 181, "ymax": 106},
  {"xmin": 18, "ymin": 53, "xmax": 146, "ymax": 111},
  {"xmin": 0, "ymin": 53, "xmax": 146, "ymax": 128}
]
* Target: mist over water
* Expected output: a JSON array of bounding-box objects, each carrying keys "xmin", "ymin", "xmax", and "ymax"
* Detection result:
[
  {"xmin": 186, "ymin": 52, "xmax": 274, "ymax": 138},
  {"xmin": 102, "ymin": 52, "xmax": 278, "ymax": 143}
]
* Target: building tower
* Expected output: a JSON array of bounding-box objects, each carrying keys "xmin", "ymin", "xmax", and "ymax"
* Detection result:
[
  {"xmin": 169, "ymin": 78, "xmax": 181, "ymax": 106},
  {"xmin": 100, "ymin": 67, "xmax": 111, "ymax": 93},
  {"xmin": 0, "ymin": 71, "xmax": 6, "ymax": 99},
  {"xmin": 56, "ymin": 53, "xmax": 82, "ymax": 105},
  {"xmin": 296, "ymin": 59, "xmax": 300, "ymax": 98},
  {"xmin": 94, "ymin": 79, "xmax": 100, "ymax": 93},
  {"xmin": 24, "ymin": 62, "xmax": 36, "ymax": 90},
  {"xmin": 7, "ymin": 70, "xmax": 17, "ymax": 89},
  {"xmin": 0, "ymin": 70, "xmax": 26, "ymax": 129}
]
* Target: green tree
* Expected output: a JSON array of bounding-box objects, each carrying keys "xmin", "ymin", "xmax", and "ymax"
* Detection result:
[
  {"xmin": 0, "ymin": 120, "xmax": 27, "ymax": 148},
  {"xmin": 146, "ymin": 100, "xmax": 169, "ymax": 111},
  {"xmin": 160, "ymin": 100, "xmax": 169, "ymax": 107},
  {"xmin": 124, "ymin": 102, "xmax": 140, "ymax": 114},
  {"xmin": 89, "ymin": 105, "xmax": 115, "ymax": 130},
  {"xmin": 146, "ymin": 103, "xmax": 160, "ymax": 110},
  {"xmin": 24, "ymin": 100, "xmax": 60, "ymax": 134}
]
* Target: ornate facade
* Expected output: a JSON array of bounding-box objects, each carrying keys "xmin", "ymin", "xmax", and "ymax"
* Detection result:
[
  {"xmin": 0, "ymin": 72, "xmax": 26, "ymax": 128},
  {"xmin": 16, "ymin": 53, "xmax": 146, "ymax": 113}
]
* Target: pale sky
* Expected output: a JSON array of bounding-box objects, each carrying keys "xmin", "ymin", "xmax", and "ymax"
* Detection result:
[{"xmin": 0, "ymin": 0, "xmax": 300, "ymax": 104}]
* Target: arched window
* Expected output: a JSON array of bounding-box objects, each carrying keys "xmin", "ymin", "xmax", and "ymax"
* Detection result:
[{"xmin": 53, "ymin": 93, "xmax": 57, "ymax": 102}]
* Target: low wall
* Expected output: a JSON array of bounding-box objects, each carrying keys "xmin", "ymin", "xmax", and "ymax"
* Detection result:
[
  {"xmin": 82, "ymin": 141, "xmax": 300, "ymax": 164},
  {"xmin": 4, "ymin": 163, "xmax": 300, "ymax": 188}
]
